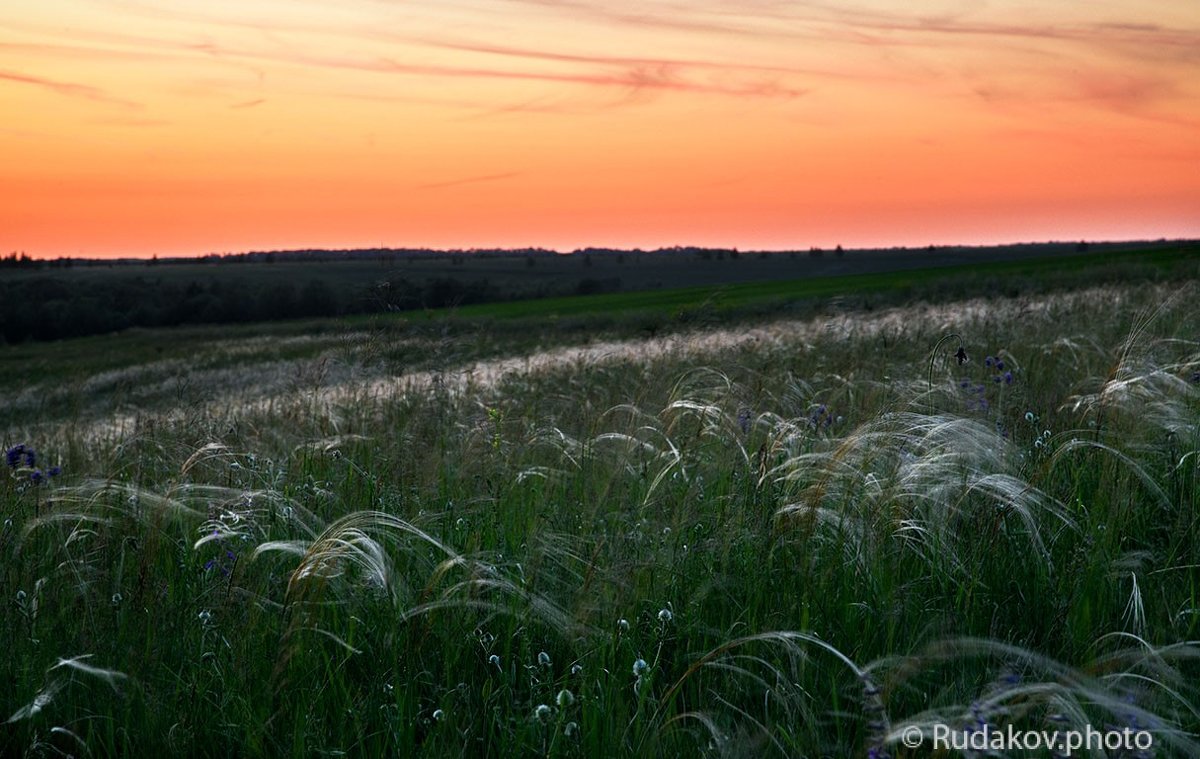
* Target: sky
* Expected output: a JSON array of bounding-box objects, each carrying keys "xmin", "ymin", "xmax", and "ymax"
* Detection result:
[{"xmin": 2, "ymin": 1, "xmax": 1198, "ymax": 258}]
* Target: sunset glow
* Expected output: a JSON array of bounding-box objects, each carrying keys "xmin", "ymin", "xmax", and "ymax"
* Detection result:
[{"xmin": 3, "ymin": 0, "xmax": 1198, "ymax": 257}]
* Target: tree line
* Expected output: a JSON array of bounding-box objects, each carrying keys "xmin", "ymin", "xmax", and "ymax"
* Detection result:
[{"xmin": 0, "ymin": 275, "xmax": 533, "ymax": 343}]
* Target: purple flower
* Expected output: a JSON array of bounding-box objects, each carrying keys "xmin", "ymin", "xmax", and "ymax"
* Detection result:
[
  {"xmin": 737, "ymin": 408, "xmax": 751, "ymax": 435},
  {"xmin": 48, "ymin": 466, "xmax": 62, "ymax": 477},
  {"xmin": 809, "ymin": 405, "xmax": 828, "ymax": 427},
  {"xmin": 202, "ymin": 532, "xmax": 238, "ymax": 577},
  {"xmin": 30, "ymin": 469, "xmax": 44, "ymax": 485},
  {"xmin": 1003, "ymin": 371, "xmax": 1013, "ymax": 385},
  {"xmin": 6, "ymin": 444, "xmax": 25, "ymax": 469},
  {"xmin": 985, "ymin": 356, "xmax": 995, "ymax": 368}
]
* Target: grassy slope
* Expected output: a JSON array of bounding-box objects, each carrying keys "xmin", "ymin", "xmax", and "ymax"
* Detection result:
[
  {"xmin": 441, "ymin": 243, "xmax": 1200, "ymax": 319},
  {"xmin": 3, "ymin": 275, "xmax": 1199, "ymax": 756},
  {"xmin": 2, "ymin": 243, "xmax": 1197, "ymax": 430}
]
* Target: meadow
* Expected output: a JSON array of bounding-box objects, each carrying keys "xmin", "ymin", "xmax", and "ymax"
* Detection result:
[
  {"xmin": 2, "ymin": 254, "xmax": 1200, "ymax": 756},
  {"xmin": 2, "ymin": 240, "xmax": 1189, "ymax": 343}
]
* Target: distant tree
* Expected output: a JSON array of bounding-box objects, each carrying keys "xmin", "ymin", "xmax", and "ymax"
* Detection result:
[{"xmin": 835, "ymin": 245, "xmax": 844, "ymax": 257}]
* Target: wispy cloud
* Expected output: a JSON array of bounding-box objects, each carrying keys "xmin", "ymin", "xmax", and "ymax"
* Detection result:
[
  {"xmin": 417, "ymin": 171, "xmax": 521, "ymax": 190},
  {"xmin": 89, "ymin": 116, "xmax": 172, "ymax": 128},
  {"xmin": 152, "ymin": 40, "xmax": 811, "ymax": 102},
  {"xmin": 417, "ymin": 37, "xmax": 876, "ymax": 83},
  {"xmin": 0, "ymin": 69, "xmax": 139, "ymax": 107}
]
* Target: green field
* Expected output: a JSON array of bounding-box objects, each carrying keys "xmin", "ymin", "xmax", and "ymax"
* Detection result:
[
  {"xmin": 441, "ymin": 242, "xmax": 1200, "ymax": 319},
  {"xmin": 3, "ymin": 253, "xmax": 1200, "ymax": 756},
  {"xmin": 2, "ymin": 240, "xmax": 1193, "ymax": 343}
]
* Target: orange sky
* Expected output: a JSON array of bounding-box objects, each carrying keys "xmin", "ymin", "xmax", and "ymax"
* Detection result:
[{"xmin": 2, "ymin": 0, "xmax": 1198, "ymax": 258}]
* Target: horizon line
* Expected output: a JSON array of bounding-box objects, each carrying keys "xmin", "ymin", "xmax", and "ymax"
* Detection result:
[{"xmin": 6, "ymin": 236, "xmax": 1197, "ymax": 263}]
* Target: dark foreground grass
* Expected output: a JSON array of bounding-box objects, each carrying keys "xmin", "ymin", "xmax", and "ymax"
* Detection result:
[{"xmin": 2, "ymin": 276, "xmax": 1200, "ymax": 756}]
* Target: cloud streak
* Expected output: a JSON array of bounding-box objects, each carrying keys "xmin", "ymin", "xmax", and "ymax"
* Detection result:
[
  {"xmin": 417, "ymin": 171, "xmax": 521, "ymax": 190},
  {"xmin": 0, "ymin": 69, "xmax": 139, "ymax": 107}
]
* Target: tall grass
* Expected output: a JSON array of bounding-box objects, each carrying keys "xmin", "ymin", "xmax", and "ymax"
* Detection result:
[{"xmin": 2, "ymin": 280, "xmax": 1199, "ymax": 756}]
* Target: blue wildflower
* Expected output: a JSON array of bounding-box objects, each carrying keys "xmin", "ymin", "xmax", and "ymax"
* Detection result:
[
  {"xmin": 48, "ymin": 466, "xmax": 61, "ymax": 477},
  {"xmin": 985, "ymin": 356, "xmax": 995, "ymax": 368},
  {"xmin": 30, "ymin": 469, "xmax": 44, "ymax": 485},
  {"xmin": 809, "ymin": 404, "xmax": 829, "ymax": 428},
  {"xmin": 737, "ymin": 408, "xmax": 751, "ymax": 435},
  {"xmin": 24, "ymin": 449, "xmax": 35, "ymax": 467},
  {"xmin": 202, "ymin": 531, "xmax": 238, "ymax": 577},
  {"xmin": 1004, "ymin": 371, "xmax": 1013, "ymax": 385},
  {"xmin": 6, "ymin": 444, "xmax": 25, "ymax": 469},
  {"xmin": 995, "ymin": 360, "xmax": 1005, "ymax": 371}
]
